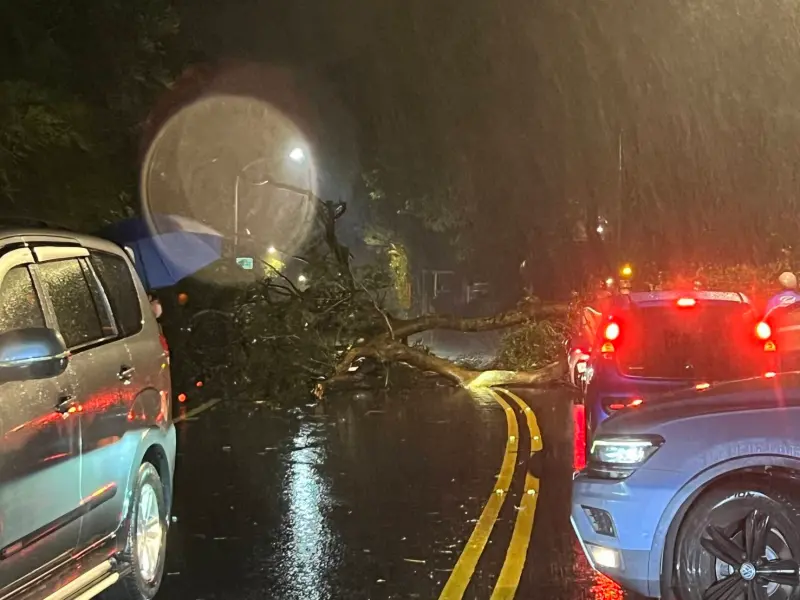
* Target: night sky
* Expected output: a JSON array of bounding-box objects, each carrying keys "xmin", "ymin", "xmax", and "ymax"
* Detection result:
[{"xmin": 172, "ymin": 0, "xmax": 800, "ymax": 279}]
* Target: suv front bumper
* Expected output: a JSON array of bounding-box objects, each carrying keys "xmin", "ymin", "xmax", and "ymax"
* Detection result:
[{"xmin": 571, "ymin": 469, "xmax": 684, "ymax": 597}]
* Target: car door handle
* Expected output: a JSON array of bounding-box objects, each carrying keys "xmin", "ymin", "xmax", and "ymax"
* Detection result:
[
  {"xmin": 55, "ymin": 395, "xmax": 77, "ymax": 414},
  {"xmin": 118, "ymin": 366, "xmax": 136, "ymax": 381}
]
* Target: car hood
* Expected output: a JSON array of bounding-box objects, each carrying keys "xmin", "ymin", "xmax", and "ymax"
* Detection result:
[{"xmin": 599, "ymin": 372, "xmax": 800, "ymax": 434}]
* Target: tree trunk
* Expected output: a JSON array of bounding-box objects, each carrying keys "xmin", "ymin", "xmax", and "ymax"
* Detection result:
[{"xmin": 319, "ymin": 303, "xmax": 571, "ymax": 397}]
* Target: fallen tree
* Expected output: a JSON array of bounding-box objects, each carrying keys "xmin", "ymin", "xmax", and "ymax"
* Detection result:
[{"xmin": 171, "ymin": 197, "xmax": 574, "ymax": 403}]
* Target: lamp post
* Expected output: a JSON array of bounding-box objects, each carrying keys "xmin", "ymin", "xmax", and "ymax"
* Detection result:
[{"xmin": 233, "ymin": 150, "xmax": 311, "ymax": 256}]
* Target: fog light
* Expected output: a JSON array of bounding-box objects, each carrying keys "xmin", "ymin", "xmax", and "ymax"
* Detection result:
[
  {"xmin": 588, "ymin": 544, "xmax": 620, "ymax": 569},
  {"xmin": 582, "ymin": 506, "xmax": 616, "ymax": 537}
]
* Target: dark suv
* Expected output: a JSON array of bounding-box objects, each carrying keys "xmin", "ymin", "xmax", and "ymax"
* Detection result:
[
  {"xmin": 0, "ymin": 230, "xmax": 175, "ymax": 600},
  {"xmin": 583, "ymin": 290, "xmax": 775, "ymax": 446}
]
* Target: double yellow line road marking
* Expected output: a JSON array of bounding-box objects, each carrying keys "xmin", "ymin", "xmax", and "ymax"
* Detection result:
[
  {"xmin": 439, "ymin": 391, "xmax": 519, "ymax": 598},
  {"xmin": 492, "ymin": 389, "xmax": 541, "ymax": 600},
  {"xmin": 439, "ymin": 388, "xmax": 542, "ymax": 600}
]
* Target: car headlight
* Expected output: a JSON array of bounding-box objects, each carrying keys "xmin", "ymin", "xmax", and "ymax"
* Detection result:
[{"xmin": 589, "ymin": 435, "xmax": 664, "ymax": 479}]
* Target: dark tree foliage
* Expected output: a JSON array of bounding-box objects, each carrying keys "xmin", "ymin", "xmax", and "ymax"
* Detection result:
[{"xmin": 0, "ymin": 0, "xmax": 183, "ymax": 228}]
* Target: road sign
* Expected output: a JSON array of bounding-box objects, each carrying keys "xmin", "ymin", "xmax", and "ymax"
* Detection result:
[{"xmin": 236, "ymin": 257, "xmax": 254, "ymax": 270}]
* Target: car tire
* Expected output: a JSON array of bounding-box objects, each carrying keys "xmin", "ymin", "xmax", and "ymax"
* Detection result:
[
  {"xmin": 104, "ymin": 462, "xmax": 168, "ymax": 600},
  {"xmin": 674, "ymin": 479, "xmax": 800, "ymax": 600}
]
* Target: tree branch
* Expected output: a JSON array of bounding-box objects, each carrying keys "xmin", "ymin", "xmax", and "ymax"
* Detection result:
[
  {"xmin": 387, "ymin": 303, "xmax": 569, "ymax": 340},
  {"xmin": 358, "ymin": 279, "xmax": 394, "ymax": 338},
  {"xmin": 317, "ymin": 339, "xmax": 566, "ymax": 397},
  {"xmin": 262, "ymin": 259, "xmax": 303, "ymax": 297}
]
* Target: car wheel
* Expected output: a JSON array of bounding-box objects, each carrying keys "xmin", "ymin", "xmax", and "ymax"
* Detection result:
[
  {"xmin": 675, "ymin": 480, "xmax": 800, "ymax": 600},
  {"xmin": 105, "ymin": 462, "xmax": 168, "ymax": 600}
]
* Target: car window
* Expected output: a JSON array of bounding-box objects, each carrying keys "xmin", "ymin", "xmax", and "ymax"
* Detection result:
[
  {"xmin": 0, "ymin": 266, "xmax": 45, "ymax": 334},
  {"xmin": 90, "ymin": 251, "xmax": 142, "ymax": 338},
  {"xmin": 38, "ymin": 259, "xmax": 106, "ymax": 348}
]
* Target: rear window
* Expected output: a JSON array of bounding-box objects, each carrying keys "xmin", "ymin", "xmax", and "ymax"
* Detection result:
[
  {"xmin": 615, "ymin": 302, "xmax": 761, "ymax": 380},
  {"xmin": 90, "ymin": 251, "xmax": 143, "ymax": 338}
]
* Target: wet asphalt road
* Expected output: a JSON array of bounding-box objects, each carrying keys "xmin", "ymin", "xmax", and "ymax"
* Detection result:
[{"xmin": 160, "ymin": 387, "xmax": 632, "ymax": 600}]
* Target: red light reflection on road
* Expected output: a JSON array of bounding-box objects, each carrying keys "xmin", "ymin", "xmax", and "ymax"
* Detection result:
[
  {"xmin": 573, "ymin": 539, "xmax": 627, "ymax": 599},
  {"xmin": 590, "ymin": 572, "xmax": 626, "ymax": 600}
]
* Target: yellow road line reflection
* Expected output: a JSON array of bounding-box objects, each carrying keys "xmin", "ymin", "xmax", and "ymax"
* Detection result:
[
  {"xmin": 175, "ymin": 397, "xmax": 223, "ymax": 423},
  {"xmin": 438, "ymin": 389, "xmax": 519, "ymax": 600}
]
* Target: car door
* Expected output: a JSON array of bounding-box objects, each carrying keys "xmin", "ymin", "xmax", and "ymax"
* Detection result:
[
  {"xmin": 34, "ymin": 248, "xmax": 130, "ymax": 552},
  {"xmin": 0, "ymin": 249, "xmax": 82, "ymax": 595},
  {"xmin": 76, "ymin": 249, "xmax": 153, "ymax": 549}
]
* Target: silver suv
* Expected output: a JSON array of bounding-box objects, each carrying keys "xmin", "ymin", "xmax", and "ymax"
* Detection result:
[{"xmin": 0, "ymin": 230, "xmax": 176, "ymax": 600}]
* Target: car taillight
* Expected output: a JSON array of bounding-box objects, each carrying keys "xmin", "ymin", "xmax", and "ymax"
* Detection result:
[
  {"xmin": 755, "ymin": 321, "xmax": 771, "ymax": 341},
  {"xmin": 159, "ymin": 332, "xmax": 170, "ymax": 357},
  {"xmin": 676, "ymin": 297, "xmax": 696, "ymax": 307},
  {"xmin": 604, "ymin": 322, "xmax": 620, "ymax": 341}
]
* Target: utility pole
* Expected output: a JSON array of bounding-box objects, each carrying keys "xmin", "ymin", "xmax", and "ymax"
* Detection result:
[{"xmin": 617, "ymin": 129, "xmax": 624, "ymax": 249}]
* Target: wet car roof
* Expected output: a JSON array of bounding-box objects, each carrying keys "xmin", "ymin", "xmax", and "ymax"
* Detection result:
[
  {"xmin": 0, "ymin": 228, "xmax": 127, "ymax": 257},
  {"xmin": 615, "ymin": 290, "xmax": 749, "ymax": 306}
]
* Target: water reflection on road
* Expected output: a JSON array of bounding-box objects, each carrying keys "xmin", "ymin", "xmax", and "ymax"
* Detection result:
[
  {"xmin": 285, "ymin": 422, "xmax": 336, "ymax": 600},
  {"xmin": 161, "ymin": 386, "xmax": 632, "ymax": 599}
]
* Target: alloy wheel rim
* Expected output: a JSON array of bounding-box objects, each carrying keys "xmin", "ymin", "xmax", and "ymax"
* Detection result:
[
  {"xmin": 136, "ymin": 483, "xmax": 163, "ymax": 583},
  {"xmin": 701, "ymin": 508, "xmax": 800, "ymax": 600}
]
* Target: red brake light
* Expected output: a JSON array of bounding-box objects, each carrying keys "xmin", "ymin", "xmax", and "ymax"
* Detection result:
[
  {"xmin": 755, "ymin": 321, "xmax": 771, "ymax": 341},
  {"xmin": 765, "ymin": 371, "xmax": 777, "ymax": 378},
  {"xmin": 604, "ymin": 322, "xmax": 620, "ymax": 341},
  {"xmin": 676, "ymin": 297, "xmax": 696, "ymax": 308},
  {"xmin": 159, "ymin": 332, "xmax": 169, "ymax": 354}
]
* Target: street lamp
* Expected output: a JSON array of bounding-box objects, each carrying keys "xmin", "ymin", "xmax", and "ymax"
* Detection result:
[{"xmin": 233, "ymin": 152, "xmax": 313, "ymax": 255}]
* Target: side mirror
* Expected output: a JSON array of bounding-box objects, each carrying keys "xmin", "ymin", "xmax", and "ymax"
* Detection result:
[{"xmin": 0, "ymin": 328, "xmax": 69, "ymax": 383}]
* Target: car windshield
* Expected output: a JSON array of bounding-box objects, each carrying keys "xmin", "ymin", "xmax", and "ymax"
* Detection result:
[{"xmin": 616, "ymin": 302, "xmax": 761, "ymax": 380}]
